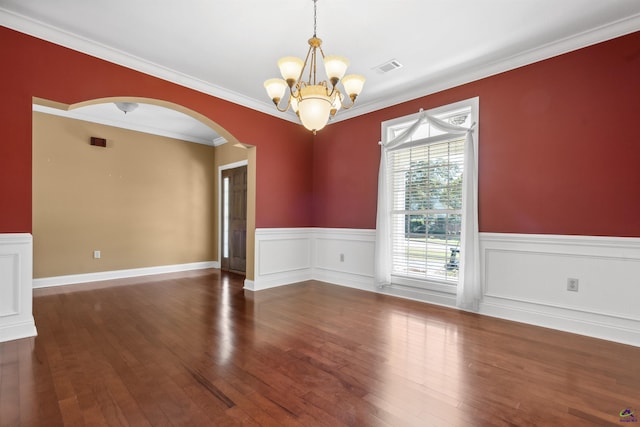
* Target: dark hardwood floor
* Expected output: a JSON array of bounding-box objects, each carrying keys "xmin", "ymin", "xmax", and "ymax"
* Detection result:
[{"xmin": 1, "ymin": 269, "xmax": 638, "ymax": 426}]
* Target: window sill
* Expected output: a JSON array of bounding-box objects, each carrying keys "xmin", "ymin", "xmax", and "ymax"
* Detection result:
[{"xmin": 391, "ymin": 274, "xmax": 457, "ymax": 294}]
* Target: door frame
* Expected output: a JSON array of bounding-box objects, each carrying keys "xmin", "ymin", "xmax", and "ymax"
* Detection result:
[{"xmin": 218, "ymin": 160, "xmax": 248, "ymax": 269}]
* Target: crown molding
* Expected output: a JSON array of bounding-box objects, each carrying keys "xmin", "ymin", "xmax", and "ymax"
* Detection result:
[
  {"xmin": 331, "ymin": 12, "xmax": 640, "ymax": 123},
  {"xmin": 0, "ymin": 8, "xmax": 298, "ymax": 125},
  {"xmin": 3, "ymin": 7, "xmax": 639, "ymax": 126}
]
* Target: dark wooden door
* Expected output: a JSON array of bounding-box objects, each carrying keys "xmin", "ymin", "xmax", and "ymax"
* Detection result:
[{"xmin": 221, "ymin": 166, "xmax": 247, "ymax": 273}]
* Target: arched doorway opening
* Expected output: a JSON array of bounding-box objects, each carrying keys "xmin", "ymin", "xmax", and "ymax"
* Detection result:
[{"xmin": 31, "ymin": 96, "xmax": 256, "ymax": 286}]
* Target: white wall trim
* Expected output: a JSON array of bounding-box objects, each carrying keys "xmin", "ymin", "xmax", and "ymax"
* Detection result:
[
  {"xmin": 253, "ymin": 228, "xmax": 640, "ymax": 347},
  {"xmin": 23, "ymin": 227, "xmax": 640, "ymax": 347},
  {"xmin": 310, "ymin": 227, "xmax": 376, "ymax": 291},
  {"xmin": 33, "ymin": 261, "xmax": 219, "ymax": 288},
  {"xmin": 0, "ymin": 233, "xmax": 37, "ymax": 343},
  {"xmin": 3, "ymin": 7, "xmax": 639, "ymax": 125},
  {"xmin": 252, "ymin": 228, "xmax": 378, "ymax": 291},
  {"xmin": 243, "ymin": 279, "xmax": 255, "ymax": 291},
  {"xmin": 478, "ymin": 232, "xmax": 640, "ymax": 347},
  {"xmin": 252, "ymin": 228, "xmax": 314, "ymax": 291},
  {"xmin": 0, "ymin": 8, "xmax": 286, "ymax": 123}
]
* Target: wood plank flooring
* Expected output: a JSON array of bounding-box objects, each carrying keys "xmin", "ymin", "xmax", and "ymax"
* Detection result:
[{"xmin": 1, "ymin": 269, "xmax": 639, "ymax": 426}]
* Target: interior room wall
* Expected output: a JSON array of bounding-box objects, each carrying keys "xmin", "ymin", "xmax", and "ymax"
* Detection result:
[
  {"xmin": 302, "ymin": 31, "xmax": 640, "ymax": 346},
  {"xmin": 32, "ymin": 112, "xmax": 216, "ymax": 278},
  {"xmin": 312, "ymin": 31, "xmax": 640, "ymax": 237},
  {"xmin": 0, "ymin": 26, "xmax": 314, "ymax": 236}
]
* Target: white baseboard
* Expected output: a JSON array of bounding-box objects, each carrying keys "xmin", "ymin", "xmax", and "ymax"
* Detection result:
[
  {"xmin": 480, "ymin": 295, "xmax": 640, "ymax": 347},
  {"xmin": 0, "ymin": 233, "xmax": 37, "ymax": 343},
  {"xmin": 33, "ymin": 261, "xmax": 219, "ymax": 288},
  {"xmin": 0, "ymin": 319, "xmax": 38, "ymax": 343},
  {"xmin": 243, "ymin": 279, "xmax": 255, "ymax": 291}
]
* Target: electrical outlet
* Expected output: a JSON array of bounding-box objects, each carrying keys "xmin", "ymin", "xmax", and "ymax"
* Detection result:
[
  {"xmin": 93, "ymin": 250, "xmax": 101, "ymax": 259},
  {"xmin": 567, "ymin": 278, "xmax": 579, "ymax": 292},
  {"xmin": 340, "ymin": 253, "xmax": 344, "ymax": 262}
]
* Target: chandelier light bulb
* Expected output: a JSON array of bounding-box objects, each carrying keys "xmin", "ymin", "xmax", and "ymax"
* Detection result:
[
  {"xmin": 298, "ymin": 85, "xmax": 332, "ymax": 133},
  {"xmin": 277, "ymin": 57, "xmax": 304, "ymax": 86},
  {"xmin": 324, "ymin": 55, "xmax": 349, "ymax": 86},
  {"xmin": 264, "ymin": 78, "xmax": 287, "ymax": 104},
  {"xmin": 342, "ymin": 74, "xmax": 366, "ymax": 100}
]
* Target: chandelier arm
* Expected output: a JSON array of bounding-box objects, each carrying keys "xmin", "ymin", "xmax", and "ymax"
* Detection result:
[
  {"xmin": 310, "ymin": 47, "xmax": 317, "ymax": 85},
  {"xmin": 318, "ymin": 45, "xmax": 326, "ymax": 59},
  {"xmin": 300, "ymin": 45, "xmax": 314, "ymax": 86},
  {"xmin": 273, "ymin": 95, "xmax": 292, "ymax": 113},
  {"xmin": 318, "ymin": 45, "xmax": 327, "ymax": 88},
  {"xmin": 336, "ymin": 86, "xmax": 357, "ymax": 109}
]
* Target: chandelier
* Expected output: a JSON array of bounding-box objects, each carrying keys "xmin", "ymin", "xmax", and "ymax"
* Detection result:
[{"xmin": 264, "ymin": 0, "xmax": 365, "ymax": 133}]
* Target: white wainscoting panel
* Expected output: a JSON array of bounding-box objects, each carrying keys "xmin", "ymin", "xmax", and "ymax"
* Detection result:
[
  {"xmin": 253, "ymin": 229, "xmax": 640, "ymax": 346},
  {"xmin": 479, "ymin": 233, "xmax": 640, "ymax": 347},
  {"xmin": 0, "ymin": 233, "xmax": 37, "ymax": 343},
  {"xmin": 313, "ymin": 229, "xmax": 376, "ymax": 290},
  {"xmin": 253, "ymin": 228, "xmax": 313, "ymax": 290},
  {"xmin": 252, "ymin": 228, "xmax": 376, "ymax": 291}
]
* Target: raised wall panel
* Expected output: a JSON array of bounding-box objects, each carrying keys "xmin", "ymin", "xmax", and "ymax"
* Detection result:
[
  {"xmin": 252, "ymin": 229, "xmax": 313, "ymax": 290},
  {"xmin": 258, "ymin": 238, "xmax": 311, "ymax": 275},
  {"xmin": 484, "ymin": 249, "xmax": 640, "ymax": 320},
  {"xmin": 0, "ymin": 233, "xmax": 37, "ymax": 343},
  {"xmin": 479, "ymin": 233, "xmax": 640, "ymax": 347},
  {"xmin": 0, "ymin": 254, "xmax": 19, "ymax": 316},
  {"xmin": 252, "ymin": 228, "xmax": 376, "ymax": 291},
  {"xmin": 312, "ymin": 229, "xmax": 376, "ymax": 290}
]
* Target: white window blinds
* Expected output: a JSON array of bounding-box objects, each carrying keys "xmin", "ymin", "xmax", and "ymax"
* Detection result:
[{"xmin": 389, "ymin": 136, "xmax": 465, "ymax": 284}]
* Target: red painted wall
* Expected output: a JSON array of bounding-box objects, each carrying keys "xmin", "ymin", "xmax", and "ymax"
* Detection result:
[
  {"xmin": 3, "ymin": 27, "xmax": 640, "ymax": 237},
  {"xmin": 313, "ymin": 31, "xmax": 640, "ymax": 237},
  {"xmin": 0, "ymin": 27, "xmax": 314, "ymax": 232}
]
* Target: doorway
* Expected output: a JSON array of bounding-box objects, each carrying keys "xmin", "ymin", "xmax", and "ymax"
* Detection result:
[{"xmin": 220, "ymin": 165, "xmax": 247, "ymax": 274}]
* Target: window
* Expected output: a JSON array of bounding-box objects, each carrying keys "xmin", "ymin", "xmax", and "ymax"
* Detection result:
[{"xmin": 381, "ymin": 100, "xmax": 475, "ymax": 291}]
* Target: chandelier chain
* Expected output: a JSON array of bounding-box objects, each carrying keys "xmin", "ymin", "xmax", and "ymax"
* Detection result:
[{"xmin": 313, "ymin": 0, "xmax": 317, "ymax": 37}]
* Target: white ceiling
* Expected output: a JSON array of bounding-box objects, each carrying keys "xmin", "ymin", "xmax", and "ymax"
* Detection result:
[
  {"xmin": 33, "ymin": 103, "xmax": 223, "ymax": 146},
  {"xmin": 4, "ymin": 0, "xmax": 640, "ymax": 141}
]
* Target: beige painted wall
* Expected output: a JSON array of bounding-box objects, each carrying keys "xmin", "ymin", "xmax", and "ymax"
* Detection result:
[{"xmin": 32, "ymin": 112, "xmax": 216, "ymax": 278}]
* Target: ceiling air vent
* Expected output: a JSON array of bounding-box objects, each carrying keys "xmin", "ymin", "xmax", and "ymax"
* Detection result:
[{"xmin": 374, "ymin": 59, "xmax": 403, "ymax": 73}]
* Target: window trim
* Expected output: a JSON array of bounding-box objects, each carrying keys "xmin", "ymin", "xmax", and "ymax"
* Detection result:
[{"xmin": 380, "ymin": 97, "xmax": 479, "ymax": 293}]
